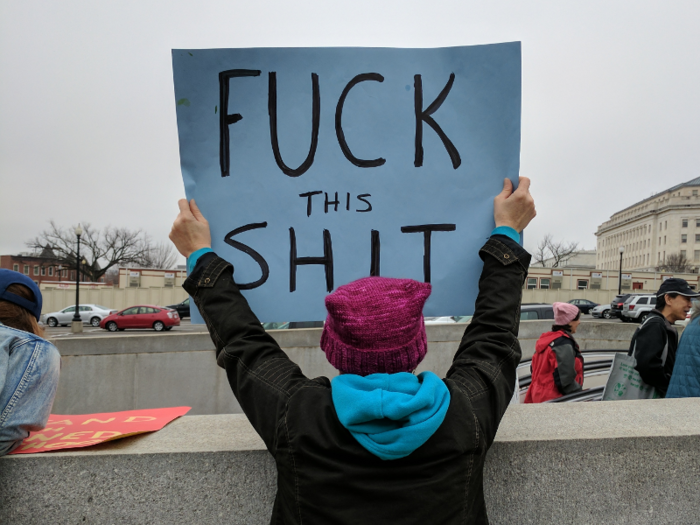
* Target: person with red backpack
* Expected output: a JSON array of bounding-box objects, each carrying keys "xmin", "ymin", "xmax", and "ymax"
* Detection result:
[{"xmin": 524, "ymin": 302, "xmax": 583, "ymax": 403}]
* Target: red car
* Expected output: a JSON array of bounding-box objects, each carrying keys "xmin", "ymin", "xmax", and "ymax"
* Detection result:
[{"xmin": 99, "ymin": 305, "xmax": 180, "ymax": 332}]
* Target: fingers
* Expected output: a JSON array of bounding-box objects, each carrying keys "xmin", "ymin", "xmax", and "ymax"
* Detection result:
[
  {"xmin": 514, "ymin": 176, "xmax": 531, "ymax": 194},
  {"xmin": 177, "ymin": 198, "xmax": 191, "ymax": 215},
  {"xmin": 498, "ymin": 178, "xmax": 514, "ymax": 198},
  {"xmin": 189, "ymin": 199, "xmax": 207, "ymax": 223}
]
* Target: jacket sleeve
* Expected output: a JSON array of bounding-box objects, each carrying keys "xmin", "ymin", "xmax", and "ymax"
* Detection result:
[
  {"xmin": 0, "ymin": 339, "xmax": 61, "ymax": 456},
  {"xmin": 183, "ymin": 252, "xmax": 314, "ymax": 454},
  {"xmin": 551, "ymin": 341, "xmax": 582, "ymax": 395},
  {"xmin": 446, "ymin": 235, "xmax": 530, "ymax": 446},
  {"xmin": 633, "ymin": 319, "xmax": 670, "ymax": 394}
]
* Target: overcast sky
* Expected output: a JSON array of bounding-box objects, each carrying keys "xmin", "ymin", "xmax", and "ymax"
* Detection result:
[{"xmin": 2, "ymin": 1, "xmax": 699, "ymax": 262}]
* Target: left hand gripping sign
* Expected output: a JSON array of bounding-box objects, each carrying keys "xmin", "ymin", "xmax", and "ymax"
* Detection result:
[{"xmin": 172, "ymin": 44, "xmax": 521, "ymax": 322}]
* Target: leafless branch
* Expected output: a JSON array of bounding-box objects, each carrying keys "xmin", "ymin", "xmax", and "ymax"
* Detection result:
[{"xmin": 26, "ymin": 221, "xmax": 152, "ymax": 282}]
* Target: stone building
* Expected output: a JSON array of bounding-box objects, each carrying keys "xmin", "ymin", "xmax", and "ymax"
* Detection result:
[{"xmin": 596, "ymin": 177, "xmax": 700, "ymax": 272}]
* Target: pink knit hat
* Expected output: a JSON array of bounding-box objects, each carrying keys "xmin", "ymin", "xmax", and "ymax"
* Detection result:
[
  {"xmin": 553, "ymin": 302, "xmax": 580, "ymax": 325},
  {"xmin": 320, "ymin": 277, "xmax": 432, "ymax": 376}
]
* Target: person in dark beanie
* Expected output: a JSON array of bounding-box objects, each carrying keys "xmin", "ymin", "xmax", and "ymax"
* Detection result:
[
  {"xmin": 630, "ymin": 278, "xmax": 700, "ymax": 397},
  {"xmin": 169, "ymin": 177, "xmax": 536, "ymax": 525},
  {"xmin": 0, "ymin": 270, "xmax": 61, "ymax": 455}
]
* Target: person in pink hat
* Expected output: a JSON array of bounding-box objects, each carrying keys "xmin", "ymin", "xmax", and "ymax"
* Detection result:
[
  {"xmin": 524, "ymin": 302, "xmax": 583, "ymax": 403},
  {"xmin": 169, "ymin": 177, "xmax": 536, "ymax": 525}
]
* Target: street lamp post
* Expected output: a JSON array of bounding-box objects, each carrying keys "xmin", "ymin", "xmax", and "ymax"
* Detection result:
[
  {"xmin": 71, "ymin": 225, "xmax": 83, "ymax": 333},
  {"xmin": 618, "ymin": 246, "xmax": 625, "ymax": 295},
  {"xmin": 57, "ymin": 265, "xmax": 62, "ymax": 283}
]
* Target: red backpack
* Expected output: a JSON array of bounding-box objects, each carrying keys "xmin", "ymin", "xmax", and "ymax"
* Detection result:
[{"xmin": 524, "ymin": 331, "xmax": 583, "ymax": 403}]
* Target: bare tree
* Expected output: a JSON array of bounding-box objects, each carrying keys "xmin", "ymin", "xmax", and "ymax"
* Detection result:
[
  {"xmin": 533, "ymin": 235, "xmax": 552, "ymax": 267},
  {"xmin": 658, "ymin": 252, "xmax": 692, "ymax": 273},
  {"xmin": 533, "ymin": 234, "xmax": 580, "ymax": 268},
  {"xmin": 141, "ymin": 241, "xmax": 178, "ymax": 269},
  {"xmin": 27, "ymin": 221, "xmax": 151, "ymax": 282},
  {"xmin": 103, "ymin": 266, "xmax": 120, "ymax": 286}
]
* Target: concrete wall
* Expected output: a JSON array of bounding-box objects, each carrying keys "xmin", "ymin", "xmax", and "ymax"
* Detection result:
[
  {"xmin": 50, "ymin": 321, "xmax": 644, "ymax": 416},
  {"xmin": 3, "ymin": 399, "xmax": 700, "ymax": 524},
  {"xmin": 39, "ymin": 286, "xmax": 189, "ymax": 316}
]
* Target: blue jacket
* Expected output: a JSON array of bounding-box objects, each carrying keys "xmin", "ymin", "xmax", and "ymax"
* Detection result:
[
  {"xmin": 667, "ymin": 317, "xmax": 700, "ymax": 398},
  {"xmin": 0, "ymin": 323, "xmax": 61, "ymax": 455}
]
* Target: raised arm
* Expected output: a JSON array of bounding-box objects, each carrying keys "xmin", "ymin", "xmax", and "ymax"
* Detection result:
[
  {"xmin": 446, "ymin": 177, "xmax": 535, "ymax": 445},
  {"xmin": 169, "ymin": 199, "xmax": 311, "ymax": 452}
]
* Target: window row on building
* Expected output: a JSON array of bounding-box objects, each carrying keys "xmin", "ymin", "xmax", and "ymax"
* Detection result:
[
  {"xmin": 11, "ymin": 263, "xmax": 73, "ymax": 279},
  {"xmin": 526, "ymin": 277, "xmax": 590, "ymax": 290}
]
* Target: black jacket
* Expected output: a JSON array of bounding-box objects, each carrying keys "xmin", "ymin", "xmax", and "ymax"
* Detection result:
[
  {"xmin": 184, "ymin": 235, "xmax": 531, "ymax": 525},
  {"xmin": 629, "ymin": 309, "xmax": 678, "ymax": 396}
]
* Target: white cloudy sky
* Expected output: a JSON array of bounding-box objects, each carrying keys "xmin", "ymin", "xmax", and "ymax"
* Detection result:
[{"xmin": 2, "ymin": 0, "xmax": 699, "ymax": 261}]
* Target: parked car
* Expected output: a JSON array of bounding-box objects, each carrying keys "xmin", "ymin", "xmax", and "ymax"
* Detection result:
[
  {"xmin": 567, "ymin": 299, "xmax": 599, "ymax": 314},
  {"xmin": 99, "ymin": 305, "xmax": 180, "ymax": 332},
  {"xmin": 520, "ymin": 304, "xmax": 554, "ymax": 321},
  {"xmin": 43, "ymin": 304, "xmax": 117, "ymax": 327},
  {"xmin": 590, "ymin": 304, "xmax": 613, "ymax": 319},
  {"xmin": 609, "ymin": 293, "xmax": 644, "ymax": 319},
  {"xmin": 166, "ymin": 297, "xmax": 190, "ymax": 318},
  {"xmin": 424, "ymin": 316, "xmax": 457, "ymax": 325},
  {"xmin": 621, "ymin": 294, "xmax": 656, "ymax": 323}
]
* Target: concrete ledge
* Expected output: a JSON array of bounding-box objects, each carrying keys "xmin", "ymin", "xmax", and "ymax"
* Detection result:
[
  {"xmin": 3, "ymin": 399, "xmax": 700, "ymax": 524},
  {"xmin": 49, "ymin": 321, "xmax": 647, "ymax": 415},
  {"xmin": 53, "ymin": 321, "xmax": 644, "ymax": 357}
]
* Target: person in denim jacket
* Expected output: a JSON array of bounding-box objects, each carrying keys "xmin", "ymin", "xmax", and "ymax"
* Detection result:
[{"xmin": 0, "ymin": 270, "xmax": 61, "ymax": 456}]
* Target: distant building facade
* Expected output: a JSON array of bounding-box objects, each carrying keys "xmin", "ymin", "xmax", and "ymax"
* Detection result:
[
  {"xmin": 117, "ymin": 267, "xmax": 187, "ymax": 289},
  {"xmin": 0, "ymin": 246, "xmax": 70, "ymax": 285},
  {"xmin": 539, "ymin": 250, "xmax": 597, "ymax": 269},
  {"xmin": 596, "ymin": 177, "xmax": 700, "ymax": 272},
  {"xmin": 1, "ymin": 246, "xmax": 106, "ymax": 286}
]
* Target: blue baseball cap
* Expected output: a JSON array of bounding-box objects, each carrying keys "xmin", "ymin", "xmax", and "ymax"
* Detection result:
[{"xmin": 0, "ymin": 269, "xmax": 43, "ymax": 320}]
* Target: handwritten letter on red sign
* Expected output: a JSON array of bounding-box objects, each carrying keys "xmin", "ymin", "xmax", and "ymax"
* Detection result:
[{"xmin": 10, "ymin": 406, "xmax": 191, "ymax": 455}]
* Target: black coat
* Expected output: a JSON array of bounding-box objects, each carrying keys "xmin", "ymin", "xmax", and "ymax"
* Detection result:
[
  {"xmin": 184, "ymin": 235, "xmax": 531, "ymax": 525},
  {"xmin": 629, "ymin": 309, "xmax": 678, "ymax": 396}
]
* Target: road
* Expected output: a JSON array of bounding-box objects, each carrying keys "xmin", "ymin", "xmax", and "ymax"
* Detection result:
[
  {"xmin": 42, "ymin": 313, "xmax": 630, "ymax": 338},
  {"xmin": 42, "ymin": 319, "xmax": 209, "ymax": 338}
]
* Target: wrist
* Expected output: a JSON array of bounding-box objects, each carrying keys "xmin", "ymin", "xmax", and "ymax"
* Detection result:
[
  {"xmin": 186, "ymin": 244, "xmax": 212, "ymax": 258},
  {"xmin": 494, "ymin": 222, "xmax": 520, "ymax": 232},
  {"xmin": 187, "ymin": 247, "xmax": 213, "ymax": 274}
]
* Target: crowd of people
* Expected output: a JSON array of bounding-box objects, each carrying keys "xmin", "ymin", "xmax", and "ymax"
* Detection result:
[
  {"xmin": 524, "ymin": 277, "xmax": 700, "ymax": 403},
  {"xmin": 1, "ymin": 176, "xmax": 700, "ymax": 522}
]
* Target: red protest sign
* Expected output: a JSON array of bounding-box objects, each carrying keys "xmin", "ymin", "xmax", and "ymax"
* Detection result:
[{"xmin": 9, "ymin": 406, "xmax": 191, "ymax": 455}]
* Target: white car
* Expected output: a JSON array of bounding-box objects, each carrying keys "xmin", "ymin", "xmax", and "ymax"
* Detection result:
[
  {"xmin": 43, "ymin": 304, "xmax": 117, "ymax": 328},
  {"xmin": 621, "ymin": 294, "xmax": 656, "ymax": 323},
  {"xmin": 590, "ymin": 304, "xmax": 612, "ymax": 319},
  {"xmin": 424, "ymin": 316, "xmax": 457, "ymax": 325}
]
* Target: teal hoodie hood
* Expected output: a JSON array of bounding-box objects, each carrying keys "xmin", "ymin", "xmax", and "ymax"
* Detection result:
[{"xmin": 331, "ymin": 371, "xmax": 450, "ymax": 461}]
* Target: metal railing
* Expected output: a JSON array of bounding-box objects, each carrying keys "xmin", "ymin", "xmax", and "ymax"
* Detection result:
[{"xmin": 516, "ymin": 349, "xmax": 628, "ymax": 402}]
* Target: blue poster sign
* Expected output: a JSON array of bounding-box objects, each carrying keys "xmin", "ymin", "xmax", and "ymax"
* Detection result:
[{"xmin": 172, "ymin": 43, "xmax": 521, "ymax": 322}]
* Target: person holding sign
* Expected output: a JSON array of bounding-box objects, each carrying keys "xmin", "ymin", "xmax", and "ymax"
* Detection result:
[
  {"xmin": 0, "ymin": 270, "xmax": 61, "ymax": 456},
  {"xmin": 169, "ymin": 177, "xmax": 535, "ymax": 524}
]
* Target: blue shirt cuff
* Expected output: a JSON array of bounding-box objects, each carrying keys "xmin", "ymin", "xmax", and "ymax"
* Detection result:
[
  {"xmin": 187, "ymin": 247, "xmax": 213, "ymax": 274},
  {"xmin": 490, "ymin": 226, "xmax": 520, "ymax": 244}
]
